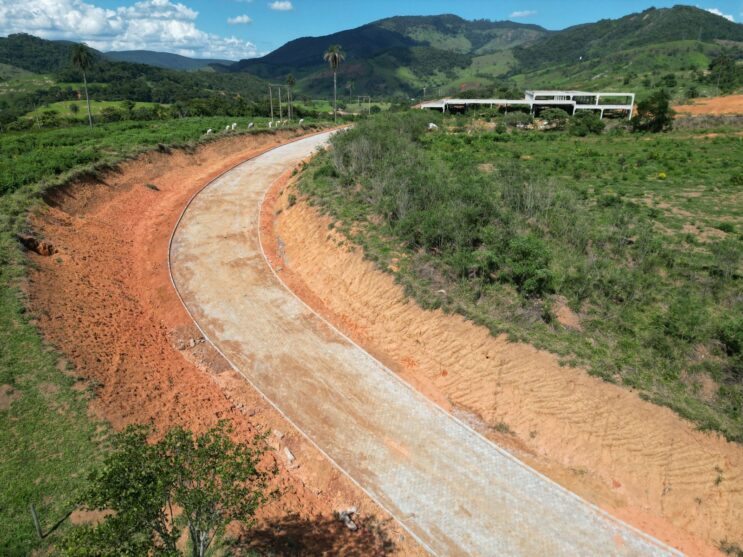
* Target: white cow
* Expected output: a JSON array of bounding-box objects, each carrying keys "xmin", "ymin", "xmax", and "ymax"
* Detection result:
[
  {"xmin": 225, "ymin": 125, "xmax": 230, "ymax": 132},
  {"xmin": 206, "ymin": 129, "xmax": 213, "ymax": 134},
  {"xmin": 298, "ymin": 118, "xmax": 304, "ymax": 125},
  {"xmin": 428, "ymin": 122, "xmax": 439, "ymax": 130},
  {"xmin": 231, "ymin": 122, "xmax": 237, "ymax": 130},
  {"xmin": 248, "ymin": 122, "xmax": 254, "ymax": 129},
  {"xmin": 268, "ymin": 121, "xmax": 273, "ymax": 128}
]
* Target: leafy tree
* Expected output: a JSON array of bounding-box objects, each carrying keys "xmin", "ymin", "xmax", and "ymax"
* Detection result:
[
  {"xmin": 632, "ymin": 89, "xmax": 674, "ymax": 133},
  {"xmin": 70, "ymin": 43, "xmax": 95, "ymax": 128},
  {"xmin": 323, "ymin": 44, "xmax": 346, "ymax": 123},
  {"xmin": 63, "ymin": 422, "xmax": 268, "ymax": 557},
  {"xmin": 539, "ymin": 108, "xmax": 570, "ymax": 130}
]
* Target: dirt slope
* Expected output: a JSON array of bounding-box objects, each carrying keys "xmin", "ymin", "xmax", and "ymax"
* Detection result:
[
  {"xmin": 266, "ymin": 180, "xmax": 743, "ymax": 556},
  {"xmin": 26, "ymin": 130, "xmax": 423, "ymax": 555},
  {"xmin": 675, "ymin": 94, "xmax": 743, "ymax": 115}
]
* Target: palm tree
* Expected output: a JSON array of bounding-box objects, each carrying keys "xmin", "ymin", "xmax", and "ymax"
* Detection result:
[
  {"xmin": 71, "ymin": 43, "xmax": 94, "ymax": 127},
  {"xmin": 286, "ymin": 74, "xmax": 295, "ymax": 121},
  {"xmin": 323, "ymin": 45, "xmax": 345, "ymax": 123}
]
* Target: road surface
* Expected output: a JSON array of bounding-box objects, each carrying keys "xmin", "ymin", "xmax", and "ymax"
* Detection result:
[{"xmin": 169, "ymin": 131, "xmax": 679, "ymax": 556}]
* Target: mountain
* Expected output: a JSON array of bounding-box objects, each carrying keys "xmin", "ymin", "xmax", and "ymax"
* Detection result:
[
  {"xmin": 226, "ymin": 6, "xmax": 742, "ymax": 98},
  {"xmin": 228, "ymin": 14, "xmax": 547, "ymax": 96},
  {"xmin": 104, "ymin": 50, "xmax": 234, "ymax": 71},
  {"xmin": 0, "ymin": 33, "xmax": 81, "ymax": 74}
]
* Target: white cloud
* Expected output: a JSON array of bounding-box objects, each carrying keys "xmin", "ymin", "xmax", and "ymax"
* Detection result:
[
  {"xmin": 0, "ymin": 0, "xmax": 260, "ymax": 59},
  {"xmin": 268, "ymin": 1, "xmax": 293, "ymax": 11},
  {"xmin": 509, "ymin": 9, "xmax": 536, "ymax": 19},
  {"xmin": 227, "ymin": 14, "xmax": 252, "ymax": 25},
  {"xmin": 704, "ymin": 7, "xmax": 734, "ymax": 21}
]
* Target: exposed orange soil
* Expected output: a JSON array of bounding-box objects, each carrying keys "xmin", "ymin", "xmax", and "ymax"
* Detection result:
[
  {"xmin": 265, "ymin": 179, "xmax": 743, "ymax": 557},
  {"xmin": 675, "ymin": 94, "xmax": 743, "ymax": 115},
  {"xmin": 26, "ymin": 130, "xmax": 423, "ymax": 556}
]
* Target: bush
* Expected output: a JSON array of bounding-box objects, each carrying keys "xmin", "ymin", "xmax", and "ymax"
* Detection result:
[
  {"xmin": 570, "ymin": 111, "xmax": 605, "ymax": 136},
  {"xmin": 504, "ymin": 112, "xmax": 533, "ymax": 128},
  {"xmin": 540, "ymin": 108, "xmax": 570, "ymax": 131},
  {"xmin": 502, "ymin": 235, "xmax": 553, "ymax": 297}
]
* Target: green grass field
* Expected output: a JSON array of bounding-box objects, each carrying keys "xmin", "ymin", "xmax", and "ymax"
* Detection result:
[
  {"xmin": 0, "ymin": 116, "xmax": 329, "ymax": 554},
  {"xmin": 299, "ymin": 111, "xmax": 743, "ymax": 442}
]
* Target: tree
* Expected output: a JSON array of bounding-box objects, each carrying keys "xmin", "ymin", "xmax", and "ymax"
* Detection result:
[
  {"xmin": 70, "ymin": 43, "xmax": 95, "ymax": 128},
  {"xmin": 323, "ymin": 44, "xmax": 345, "ymax": 123},
  {"xmin": 346, "ymin": 80, "xmax": 354, "ymax": 103},
  {"xmin": 632, "ymin": 89, "xmax": 675, "ymax": 133},
  {"xmin": 63, "ymin": 422, "xmax": 268, "ymax": 557},
  {"xmin": 286, "ymin": 74, "xmax": 295, "ymax": 121},
  {"xmin": 708, "ymin": 54, "xmax": 740, "ymax": 94},
  {"xmin": 539, "ymin": 108, "xmax": 570, "ymax": 130}
]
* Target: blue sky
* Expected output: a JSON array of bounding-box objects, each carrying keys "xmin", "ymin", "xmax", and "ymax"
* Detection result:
[{"xmin": 0, "ymin": 0, "xmax": 741, "ymax": 60}]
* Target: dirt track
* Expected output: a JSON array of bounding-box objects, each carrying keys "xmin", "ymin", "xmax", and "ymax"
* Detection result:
[
  {"xmin": 169, "ymin": 131, "xmax": 680, "ymax": 556},
  {"xmin": 27, "ymin": 130, "xmax": 423, "ymax": 555}
]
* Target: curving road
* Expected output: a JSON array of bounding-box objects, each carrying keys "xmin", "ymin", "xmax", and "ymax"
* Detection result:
[{"xmin": 169, "ymin": 131, "xmax": 680, "ymax": 556}]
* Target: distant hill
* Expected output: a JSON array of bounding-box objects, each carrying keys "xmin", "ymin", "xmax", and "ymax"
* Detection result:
[
  {"xmin": 104, "ymin": 50, "xmax": 234, "ymax": 71},
  {"xmin": 512, "ymin": 5, "xmax": 743, "ymax": 72},
  {"xmin": 226, "ymin": 5, "xmax": 742, "ymax": 98},
  {"xmin": 229, "ymin": 14, "xmax": 546, "ymax": 95}
]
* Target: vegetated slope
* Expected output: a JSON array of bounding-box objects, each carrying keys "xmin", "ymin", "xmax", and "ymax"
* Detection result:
[
  {"xmin": 513, "ymin": 6, "xmax": 743, "ymax": 72},
  {"xmin": 299, "ymin": 112, "xmax": 743, "ymax": 443},
  {"xmin": 104, "ymin": 50, "xmax": 234, "ymax": 71},
  {"xmin": 229, "ymin": 15, "xmax": 546, "ymax": 95}
]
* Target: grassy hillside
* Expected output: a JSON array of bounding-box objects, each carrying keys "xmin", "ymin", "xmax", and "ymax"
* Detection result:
[
  {"xmin": 513, "ymin": 6, "xmax": 743, "ymax": 72},
  {"xmin": 299, "ymin": 112, "xmax": 743, "ymax": 442}
]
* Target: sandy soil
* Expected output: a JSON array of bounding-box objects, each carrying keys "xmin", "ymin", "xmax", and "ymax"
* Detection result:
[
  {"xmin": 26, "ymin": 130, "xmax": 424, "ymax": 556},
  {"xmin": 266, "ymin": 180, "xmax": 743, "ymax": 556},
  {"xmin": 675, "ymin": 94, "xmax": 743, "ymax": 115}
]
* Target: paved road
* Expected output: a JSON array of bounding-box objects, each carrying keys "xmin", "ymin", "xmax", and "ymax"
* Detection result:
[{"xmin": 169, "ymin": 131, "xmax": 680, "ymax": 556}]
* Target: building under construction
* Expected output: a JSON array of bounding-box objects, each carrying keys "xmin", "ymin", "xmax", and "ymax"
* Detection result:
[{"xmin": 419, "ymin": 90, "xmax": 635, "ymax": 120}]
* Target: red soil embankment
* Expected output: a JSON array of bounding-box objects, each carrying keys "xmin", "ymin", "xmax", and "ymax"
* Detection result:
[
  {"xmin": 264, "ymin": 178, "xmax": 743, "ymax": 557},
  {"xmin": 26, "ymin": 130, "xmax": 424, "ymax": 556},
  {"xmin": 675, "ymin": 94, "xmax": 743, "ymax": 115}
]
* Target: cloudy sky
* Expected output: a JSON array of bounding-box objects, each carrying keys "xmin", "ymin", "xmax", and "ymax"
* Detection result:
[{"xmin": 0, "ymin": 0, "xmax": 740, "ymax": 61}]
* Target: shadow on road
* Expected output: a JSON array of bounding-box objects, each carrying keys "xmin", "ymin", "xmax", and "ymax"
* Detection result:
[{"xmin": 235, "ymin": 513, "xmax": 399, "ymax": 556}]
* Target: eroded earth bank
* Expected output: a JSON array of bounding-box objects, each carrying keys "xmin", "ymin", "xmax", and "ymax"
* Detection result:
[
  {"xmin": 26, "ymin": 130, "xmax": 425, "ymax": 556},
  {"xmin": 265, "ymin": 173, "xmax": 743, "ymax": 557}
]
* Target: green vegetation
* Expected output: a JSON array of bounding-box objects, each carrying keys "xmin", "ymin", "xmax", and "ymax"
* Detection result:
[
  {"xmin": 62, "ymin": 422, "xmax": 267, "ymax": 557},
  {"xmin": 0, "ymin": 117, "xmax": 325, "ymax": 554},
  {"xmin": 299, "ymin": 111, "xmax": 743, "ymax": 441}
]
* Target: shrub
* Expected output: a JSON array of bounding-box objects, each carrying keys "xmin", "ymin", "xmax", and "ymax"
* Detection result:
[
  {"xmin": 570, "ymin": 111, "xmax": 605, "ymax": 136},
  {"xmin": 540, "ymin": 108, "xmax": 570, "ymax": 131},
  {"xmin": 504, "ymin": 112, "xmax": 533, "ymax": 128},
  {"xmin": 502, "ymin": 234, "xmax": 553, "ymax": 297}
]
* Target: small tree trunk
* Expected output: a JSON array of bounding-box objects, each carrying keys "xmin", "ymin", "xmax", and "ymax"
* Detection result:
[
  {"xmin": 82, "ymin": 70, "xmax": 93, "ymax": 128},
  {"xmin": 333, "ymin": 70, "xmax": 337, "ymax": 123}
]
